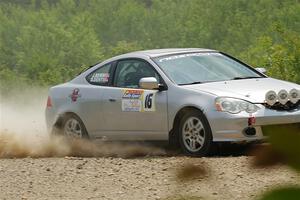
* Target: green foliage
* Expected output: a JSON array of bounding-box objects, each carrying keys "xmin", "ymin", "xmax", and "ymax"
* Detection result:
[
  {"xmin": 108, "ymin": 41, "xmax": 142, "ymax": 58},
  {"xmin": 258, "ymin": 187, "xmax": 300, "ymax": 200},
  {"xmin": 240, "ymin": 27, "xmax": 300, "ymax": 83},
  {"xmin": 0, "ymin": 66, "xmax": 29, "ymax": 94},
  {"xmin": 261, "ymin": 124, "xmax": 300, "ymax": 172},
  {"xmin": 0, "ymin": 0, "xmax": 299, "ymax": 91},
  {"xmin": 258, "ymin": 124, "xmax": 300, "ymax": 200},
  {"xmin": 0, "ymin": 0, "xmax": 103, "ymax": 90}
]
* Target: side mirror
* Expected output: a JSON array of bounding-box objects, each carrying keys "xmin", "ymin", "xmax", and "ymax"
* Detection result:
[
  {"xmin": 139, "ymin": 77, "xmax": 159, "ymax": 90},
  {"xmin": 255, "ymin": 67, "xmax": 267, "ymax": 74}
]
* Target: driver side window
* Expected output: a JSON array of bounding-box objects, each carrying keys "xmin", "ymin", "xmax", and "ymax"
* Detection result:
[{"xmin": 114, "ymin": 59, "xmax": 160, "ymax": 88}]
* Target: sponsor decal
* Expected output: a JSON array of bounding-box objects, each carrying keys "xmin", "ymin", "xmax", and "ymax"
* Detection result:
[
  {"xmin": 158, "ymin": 52, "xmax": 220, "ymax": 62},
  {"xmin": 69, "ymin": 88, "xmax": 81, "ymax": 102},
  {"xmin": 121, "ymin": 89, "xmax": 143, "ymax": 112},
  {"xmin": 248, "ymin": 115, "xmax": 256, "ymax": 126},
  {"xmin": 122, "ymin": 89, "xmax": 143, "ymax": 99},
  {"xmin": 121, "ymin": 89, "xmax": 156, "ymax": 112},
  {"xmin": 142, "ymin": 90, "xmax": 156, "ymax": 112},
  {"xmin": 122, "ymin": 99, "xmax": 142, "ymax": 112},
  {"xmin": 90, "ymin": 73, "xmax": 109, "ymax": 83}
]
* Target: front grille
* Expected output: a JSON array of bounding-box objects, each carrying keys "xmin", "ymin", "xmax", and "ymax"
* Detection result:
[{"xmin": 263, "ymin": 100, "xmax": 300, "ymax": 111}]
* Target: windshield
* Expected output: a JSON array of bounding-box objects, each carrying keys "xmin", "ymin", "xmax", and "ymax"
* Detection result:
[{"xmin": 153, "ymin": 52, "xmax": 264, "ymax": 85}]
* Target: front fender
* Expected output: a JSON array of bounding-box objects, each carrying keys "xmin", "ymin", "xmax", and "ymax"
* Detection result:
[{"xmin": 167, "ymin": 85, "xmax": 217, "ymax": 132}]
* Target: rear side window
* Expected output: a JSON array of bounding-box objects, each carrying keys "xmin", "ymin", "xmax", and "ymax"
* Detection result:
[{"xmin": 86, "ymin": 63, "xmax": 112, "ymax": 86}]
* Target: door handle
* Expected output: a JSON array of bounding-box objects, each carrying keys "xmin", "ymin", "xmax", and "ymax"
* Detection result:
[{"xmin": 109, "ymin": 98, "xmax": 116, "ymax": 102}]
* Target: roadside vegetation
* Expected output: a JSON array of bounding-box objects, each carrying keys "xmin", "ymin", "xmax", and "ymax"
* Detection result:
[{"xmin": 0, "ymin": 0, "xmax": 299, "ymax": 93}]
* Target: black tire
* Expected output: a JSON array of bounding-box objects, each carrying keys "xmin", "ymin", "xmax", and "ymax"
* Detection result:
[
  {"xmin": 178, "ymin": 110, "xmax": 212, "ymax": 156},
  {"xmin": 53, "ymin": 113, "xmax": 89, "ymax": 139}
]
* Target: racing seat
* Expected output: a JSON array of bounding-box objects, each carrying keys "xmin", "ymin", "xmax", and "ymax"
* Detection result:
[
  {"xmin": 123, "ymin": 62, "xmax": 157, "ymax": 88},
  {"xmin": 124, "ymin": 71, "xmax": 143, "ymax": 88}
]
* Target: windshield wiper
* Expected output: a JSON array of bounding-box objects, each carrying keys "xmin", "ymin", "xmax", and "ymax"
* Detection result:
[
  {"xmin": 232, "ymin": 76, "xmax": 262, "ymax": 80},
  {"xmin": 178, "ymin": 81, "xmax": 203, "ymax": 86}
]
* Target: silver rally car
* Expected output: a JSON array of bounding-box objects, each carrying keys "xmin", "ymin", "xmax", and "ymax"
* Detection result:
[{"xmin": 46, "ymin": 48, "xmax": 300, "ymax": 156}]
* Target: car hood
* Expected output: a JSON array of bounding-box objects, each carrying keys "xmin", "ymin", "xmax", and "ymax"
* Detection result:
[{"xmin": 184, "ymin": 78, "xmax": 300, "ymax": 103}]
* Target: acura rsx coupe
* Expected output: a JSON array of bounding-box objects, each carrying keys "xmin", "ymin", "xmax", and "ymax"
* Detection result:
[{"xmin": 45, "ymin": 48, "xmax": 300, "ymax": 156}]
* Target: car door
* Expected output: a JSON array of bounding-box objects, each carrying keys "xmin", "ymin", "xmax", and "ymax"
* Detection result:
[{"xmin": 99, "ymin": 58, "xmax": 168, "ymax": 140}]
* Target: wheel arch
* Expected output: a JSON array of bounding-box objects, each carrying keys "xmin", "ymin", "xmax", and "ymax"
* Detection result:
[{"xmin": 53, "ymin": 112, "xmax": 82, "ymax": 129}]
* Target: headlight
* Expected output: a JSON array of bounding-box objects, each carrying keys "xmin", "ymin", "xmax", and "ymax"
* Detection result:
[{"xmin": 215, "ymin": 97, "xmax": 260, "ymax": 114}]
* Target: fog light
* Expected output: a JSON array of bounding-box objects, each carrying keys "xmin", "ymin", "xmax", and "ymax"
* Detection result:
[
  {"xmin": 243, "ymin": 127, "xmax": 256, "ymax": 136},
  {"xmin": 289, "ymin": 89, "xmax": 300, "ymax": 104},
  {"xmin": 265, "ymin": 91, "xmax": 277, "ymax": 106},
  {"xmin": 278, "ymin": 89, "xmax": 289, "ymax": 105}
]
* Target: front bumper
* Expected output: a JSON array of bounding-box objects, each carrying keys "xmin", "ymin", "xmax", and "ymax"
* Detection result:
[{"xmin": 208, "ymin": 105, "xmax": 300, "ymax": 142}]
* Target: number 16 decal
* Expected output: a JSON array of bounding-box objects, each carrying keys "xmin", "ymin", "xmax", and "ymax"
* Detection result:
[
  {"xmin": 143, "ymin": 91, "xmax": 156, "ymax": 111},
  {"xmin": 145, "ymin": 93, "xmax": 153, "ymax": 109}
]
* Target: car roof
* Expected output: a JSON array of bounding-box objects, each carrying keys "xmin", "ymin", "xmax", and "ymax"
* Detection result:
[{"xmin": 120, "ymin": 48, "xmax": 216, "ymax": 58}]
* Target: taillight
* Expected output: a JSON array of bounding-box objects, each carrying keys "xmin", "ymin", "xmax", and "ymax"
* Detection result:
[{"xmin": 47, "ymin": 96, "xmax": 52, "ymax": 108}]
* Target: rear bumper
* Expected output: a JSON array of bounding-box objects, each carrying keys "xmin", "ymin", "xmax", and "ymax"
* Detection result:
[
  {"xmin": 45, "ymin": 107, "xmax": 56, "ymax": 134},
  {"xmin": 208, "ymin": 106, "xmax": 300, "ymax": 142}
]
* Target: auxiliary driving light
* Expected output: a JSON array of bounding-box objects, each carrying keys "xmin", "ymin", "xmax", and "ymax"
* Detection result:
[
  {"xmin": 265, "ymin": 90, "xmax": 277, "ymax": 106},
  {"xmin": 289, "ymin": 89, "xmax": 300, "ymax": 104},
  {"xmin": 278, "ymin": 89, "xmax": 289, "ymax": 105}
]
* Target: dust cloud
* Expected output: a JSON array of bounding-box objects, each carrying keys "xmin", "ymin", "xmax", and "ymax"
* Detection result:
[
  {"xmin": 0, "ymin": 87, "xmax": 165, "ymax": 158},
  {"xmin": 176, "ymin": 162, "xmax": 208, "ymax": 182},
  {"xmin": 0, "ymin": 87, "xmax": 47, "ymax": 135}
]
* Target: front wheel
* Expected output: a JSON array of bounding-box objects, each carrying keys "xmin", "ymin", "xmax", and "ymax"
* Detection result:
[{"xmin": 179, "ymin": 110, "xmax": 212, "ymax": 156}]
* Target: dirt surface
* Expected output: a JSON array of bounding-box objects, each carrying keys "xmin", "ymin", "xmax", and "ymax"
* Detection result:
[
  {"xmin": 1, "ymin": 89, "xmax": 299, "ymax": 200},
  {"xmin": 0, "ymin": 155, "xmax": 299, "ymax": 200}
]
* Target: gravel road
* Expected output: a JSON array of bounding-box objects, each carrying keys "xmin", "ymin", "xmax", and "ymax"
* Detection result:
[
  {"xmin": 0, "ymin": 155, "xmax": 299, "ymax": 200},
  {"xmin": 1, "ymin": 91, "xmax": 299, "ymax": 200}
]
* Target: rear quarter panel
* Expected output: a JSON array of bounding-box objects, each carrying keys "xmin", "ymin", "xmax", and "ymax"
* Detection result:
[{"xmin": 46, "ymin": 82, "xmax": 103, "ymax": 136}]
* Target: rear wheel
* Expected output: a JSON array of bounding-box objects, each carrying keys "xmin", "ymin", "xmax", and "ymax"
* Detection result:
[
  {"xmin": 55, "ymin": 114, "xmax": 88, "ymax": 139},
  {"xmin": 178, "ymin": 110, "xmax": 212, "ymax": 156}
]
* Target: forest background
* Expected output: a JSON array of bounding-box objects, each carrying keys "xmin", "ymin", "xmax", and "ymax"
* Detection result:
[{"xmin": 0, "ymin": 0, "xmax": 299, "ymax": 93}]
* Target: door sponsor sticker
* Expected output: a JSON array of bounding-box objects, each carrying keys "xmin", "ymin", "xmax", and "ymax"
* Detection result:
[
  {"xmin": 122, "ymin": 99, "xmax": 142, "ymax": 112},
  {"xmin": 121, "ymin": 89, "xmax": 156, "ymax": 112},
  {"xmin": 122, "ymin": 89, "xmax": 143, "ymax": 99}
]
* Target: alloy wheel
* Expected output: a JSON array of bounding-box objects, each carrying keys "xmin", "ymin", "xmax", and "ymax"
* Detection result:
[
  {"xmin": 64, "ymin": 118, "xmax": 83, "ymax": 138},
  {"xmin": 182, "ymin": 116, "xmax": 205, "ymax": 152}
]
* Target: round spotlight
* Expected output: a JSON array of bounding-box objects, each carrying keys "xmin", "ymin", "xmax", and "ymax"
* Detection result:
[
  {"xmin": 289, "ymin": 89, "xmax": 300, "ymax": 104},
  {"xmin": 265, "ymin": 90, "xmax": 277, "ymax": 106},
  {"xmin": 278, "ymin": 89, "xmax": 289, "ymax": 105}
]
